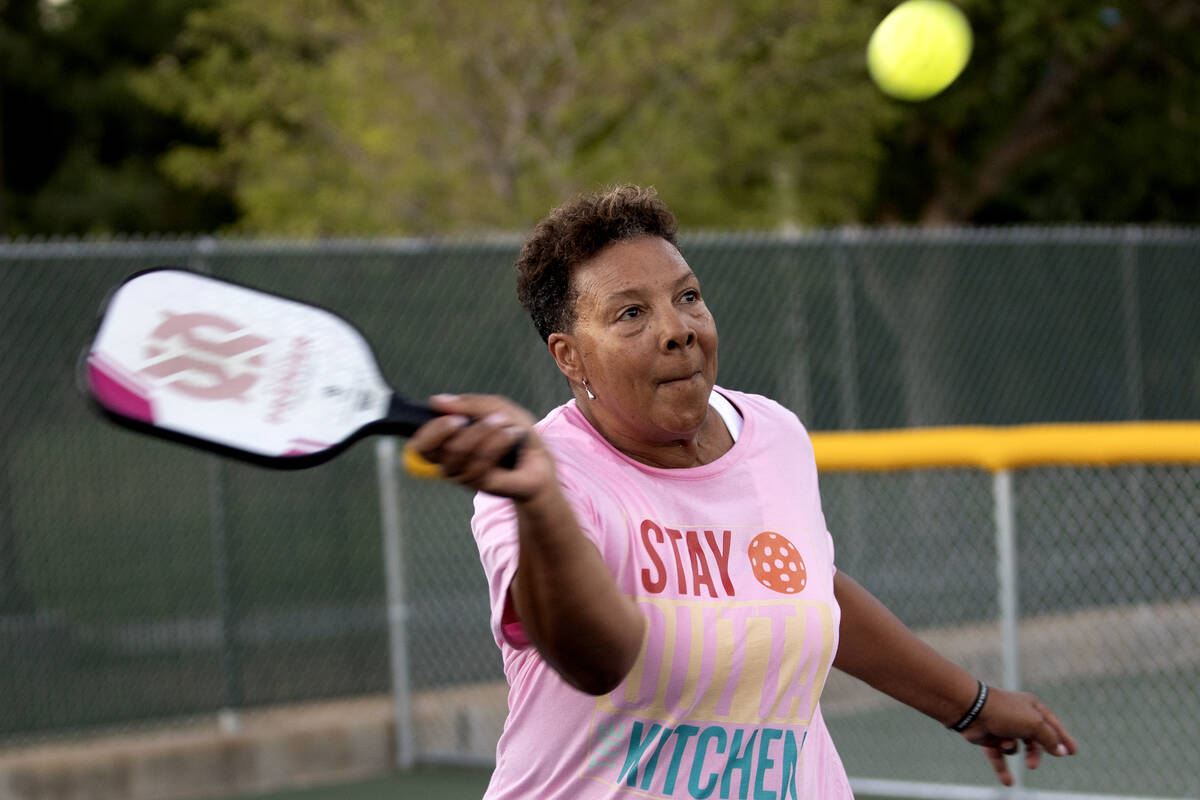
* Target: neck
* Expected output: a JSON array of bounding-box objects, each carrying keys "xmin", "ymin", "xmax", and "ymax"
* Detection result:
[{"xmin": 578, "ymin": 398, "xmax": 733, "ymax": 469}]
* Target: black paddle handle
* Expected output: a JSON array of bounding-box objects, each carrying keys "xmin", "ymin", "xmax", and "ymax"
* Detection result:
[{"xmin": 385, "ymin": 394, "xmax": 521, "ymax": 470}]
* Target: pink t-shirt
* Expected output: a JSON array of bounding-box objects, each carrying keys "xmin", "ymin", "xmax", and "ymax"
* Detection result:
[{"xmin": 471, "ymin": 388, "xmax": 852, "ymax": 799}]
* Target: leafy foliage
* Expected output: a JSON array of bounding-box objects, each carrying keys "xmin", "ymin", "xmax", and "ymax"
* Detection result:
[
  {"xmin": 0, "ymin": 0, "xmax": 235, "ymax": 236},
  {"xmin": 134, "ymin": 0, "xmax": 900, "ymax": 233}
]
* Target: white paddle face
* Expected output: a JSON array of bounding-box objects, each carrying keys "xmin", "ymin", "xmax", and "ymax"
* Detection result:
[{"xmin": 86, "ymin": 269, "xmax": 392, "ymax": 460}]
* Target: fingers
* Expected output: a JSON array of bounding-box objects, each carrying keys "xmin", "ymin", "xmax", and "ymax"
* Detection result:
[
  {"xmin": 429, "ymin": 393, "xmax": 534, "ymax": 425},
  {"xmin": 407, "ymin": 409, "xmax": 467, "ymax": 465},
  {"xmin": 1041, "ymin": 703, "xmax": 1078, "ymax": 756},
  {"xmin": 1027, "ymin": 699, "xmax": 1077, "ymax": 758},
  {"xmin": 409, "ymin": 408, "xmax": 522, "ymax": 485},
  {"xmin": 440, "ymin": 412, "xmax": 524, "ymax": 484},
  {"xmin": 984, "ymin": 746, "xmax": 1013, "ymax": 787},
  {"xmin": 407, "ymin": 394, "xmax": 544, "ymax": 497},
  {"xmin": 966, "ymin": 689, "xmax": 1076, "ymax": 786},
  {"xmin": 1025, "ymin": 738, "xmax": 1046, "ymax": 771}
]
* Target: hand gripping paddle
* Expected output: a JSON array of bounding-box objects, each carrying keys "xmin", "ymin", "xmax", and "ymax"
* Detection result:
[{"xmin": 83, "ymin": 268, "xmax": 518, "ymax": 471}]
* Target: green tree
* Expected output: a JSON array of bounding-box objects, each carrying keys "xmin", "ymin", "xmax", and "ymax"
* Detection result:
[
  {"xmin": 0, "ymin": 0, "xmax": 234, "ymax": 236},
  {"xmin": 136, "ymin": 0, "xmax": 898, "ymax": 234},
  {"xmin": 136, "ymin": 0, "xmax": 1200, "ymax": 232},
  {"xmin": 874, "ymin": 0, "xmax": 1200, "ymax": 224}
]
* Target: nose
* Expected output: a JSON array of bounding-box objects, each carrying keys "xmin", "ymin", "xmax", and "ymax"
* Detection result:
[{"xmin": 660, "ymin": 308, "xmax": 696, "ymax": 352}]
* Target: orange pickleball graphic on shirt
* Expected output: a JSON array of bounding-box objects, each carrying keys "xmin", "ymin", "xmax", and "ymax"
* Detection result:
[{"xmin": 747, "ymin": 532, "xmax": 807, "ymax": 594}]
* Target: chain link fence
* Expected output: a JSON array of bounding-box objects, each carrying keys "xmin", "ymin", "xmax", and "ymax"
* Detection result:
[
  {"xmin": 820, "ymin": 463, "xmax": 1200, "ymax": 798},
  {"xmin": 1, "ymin": 230, "xmax": 1198, "ymax": 796}
]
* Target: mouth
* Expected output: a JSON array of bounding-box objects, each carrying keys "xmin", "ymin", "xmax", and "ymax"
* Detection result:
[{"xmin": 659, "ymin": 370, "xmax": 702, "ymax": 386}]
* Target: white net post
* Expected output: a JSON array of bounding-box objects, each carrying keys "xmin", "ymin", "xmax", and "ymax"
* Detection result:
[
  {"xmin": 376, "ymin": 437, "xmax": 415, "ymax": 769},
  {"xmin": 993, "ymin": 468, "xmax": 1022, "ymax": 789}
]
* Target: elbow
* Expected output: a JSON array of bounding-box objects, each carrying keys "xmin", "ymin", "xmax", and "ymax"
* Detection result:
[
  {"xmin": 558, "ymin": 618, "xmax": 645, "ymax": 696},
  {"xmin": 570, "ymin": 664, "xmax": 631, "ymax": 696},
  {"xmin": 568, "ymin": 649, "xmax": 638, "ymax": 696}
]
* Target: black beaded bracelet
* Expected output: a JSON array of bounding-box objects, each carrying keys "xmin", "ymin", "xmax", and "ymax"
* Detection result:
[{"xmin": 948, "ymin": 680, "xmax": 989, "ymax": 732}]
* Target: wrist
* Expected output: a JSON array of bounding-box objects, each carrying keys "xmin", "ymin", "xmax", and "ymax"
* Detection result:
[
  {"xmin": 512, "ymin": 475, "xmax": 566, "ymax": 514},
  {"xmin": 947, "ymin": 680, "xmax": 989, "ymax": 732}
]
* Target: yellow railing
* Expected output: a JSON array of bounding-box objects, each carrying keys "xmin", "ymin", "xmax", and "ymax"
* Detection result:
[{"xmin": 810, "ymin": 422, "xmax": 1200, "ymax": 472}]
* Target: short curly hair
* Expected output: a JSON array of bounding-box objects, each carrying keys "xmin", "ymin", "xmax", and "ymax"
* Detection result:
[{"xmin": 516, "ymin": 185, "xmax": 679, "ymax": 342}]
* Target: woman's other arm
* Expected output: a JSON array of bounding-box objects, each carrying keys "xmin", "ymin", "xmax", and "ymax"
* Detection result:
[{"xmin": 833, "ymin": 572, "xmax": 1077, "ymax": 785}]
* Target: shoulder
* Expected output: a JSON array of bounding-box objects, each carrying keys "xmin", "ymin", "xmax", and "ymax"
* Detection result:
[
  {"xmin": 533, "ymin": 400, "xmax": 621, "ymax": 470},
  {"xmin": 717, "ymin": 387, "xmax": 818, "ymax": 475},
  {"xmin": 532, "ymin": 399, "xmax": 586, "ymax": 441},
  {"xmin": 718, "ymin": 387, "xmax": 812, "ymax": 438}
]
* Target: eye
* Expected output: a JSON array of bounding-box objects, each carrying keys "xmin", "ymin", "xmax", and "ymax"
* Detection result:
[
  {"xmin": 618, "ymin": 306, "xmax": 641, "ymax": 320},
  {"xmin": 680, "ymin": 289, "xmax": 700, "ymax": 303}
]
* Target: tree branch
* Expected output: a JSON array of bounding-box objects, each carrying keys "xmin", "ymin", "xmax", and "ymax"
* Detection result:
[{"xmin": 921, "ymin": 18, "xmax": 1135, "ymax": 223}]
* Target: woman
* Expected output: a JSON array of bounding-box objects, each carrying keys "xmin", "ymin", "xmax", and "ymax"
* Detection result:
[{"xmin": 410, "ymin": 185, "xmax": 1076, "ymax": 799}]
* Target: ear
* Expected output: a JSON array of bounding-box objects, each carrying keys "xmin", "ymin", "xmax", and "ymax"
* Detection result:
[{"xmin": 548, "ymin": 332, "xmax": 585, "ymax": 384}]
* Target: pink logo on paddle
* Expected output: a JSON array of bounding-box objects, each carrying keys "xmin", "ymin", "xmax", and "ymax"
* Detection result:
[{"xmin": 139, "ymin": 312, "xmax": 270, "ymax": 401}]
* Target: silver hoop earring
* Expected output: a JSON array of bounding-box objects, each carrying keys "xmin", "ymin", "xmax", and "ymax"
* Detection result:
[{"xmin": 583, "ymin": 380, "xmax": 596, "ymax": 400}]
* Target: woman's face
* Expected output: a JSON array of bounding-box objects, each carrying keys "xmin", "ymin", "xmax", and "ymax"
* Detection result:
[{"xmin": 555, "ymin": 235, "xmax": 719, "ymax": 445}]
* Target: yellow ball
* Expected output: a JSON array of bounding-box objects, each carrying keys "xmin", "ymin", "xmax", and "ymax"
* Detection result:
[{"xmin": 867, "ymin": 0, "xmax": 972, "ymax": 102}]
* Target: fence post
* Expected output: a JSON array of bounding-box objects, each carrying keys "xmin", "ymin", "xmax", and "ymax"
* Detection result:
[
  {"xmin": 208, "ymin": 456, "xmax": 243, "ymax": 733},
  {"xmin": 834, "ymin": 230, "xmax": 868, "ymax": 562},
  {"xmin": 993, "ymin": 468, "xmax": 1022, "ymax": 789},
  {"xmin": 376, "ymin": 437, "xmax": 415, "ymax": 769},
  {"xmin": 1119, "ymin": 228, "xmax": 1150, "ymax": 563},
  {"xmin": 834, "ymin": 229, "xmax": 861, "ymax": 430},
  {"xmin": 194, "ymin": 239, "xmax": 245, "ymax": 734}
]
